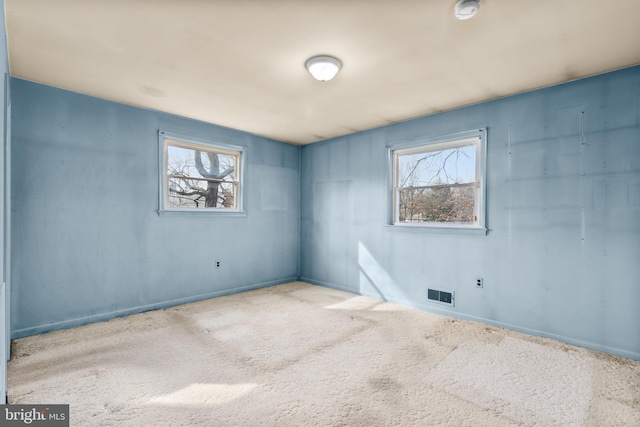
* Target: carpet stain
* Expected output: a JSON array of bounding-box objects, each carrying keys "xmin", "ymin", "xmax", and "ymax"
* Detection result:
[{"xmin": 369, "ymin": 375, "xmax": 402, "ymax": 391}]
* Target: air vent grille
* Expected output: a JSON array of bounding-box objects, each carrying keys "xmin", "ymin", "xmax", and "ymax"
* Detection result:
[{"xmin": 427, "ymin": 289, "xmax": 455, "ymax": 307}]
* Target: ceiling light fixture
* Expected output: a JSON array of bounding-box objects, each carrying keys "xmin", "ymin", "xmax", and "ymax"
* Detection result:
[
  {"xmin": 454, "ymin": 0, "xmax": 480, "ymax": 20},
  {"xmin": 305, "ymin": 55, "xmax": 341, "ymax": 81}
]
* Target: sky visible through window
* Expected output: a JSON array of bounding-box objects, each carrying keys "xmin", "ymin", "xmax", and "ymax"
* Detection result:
[
  {"xmin": 167, "ymin": 145, "xmax": 236, "ymax": 180},
  {"xmin": 398, "ymin": 145, "xmax": 476, "ymax": 188}
]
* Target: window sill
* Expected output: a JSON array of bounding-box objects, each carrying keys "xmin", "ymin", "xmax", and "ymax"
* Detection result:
[
  {"xmin": 158, "ymin": 209, "xmax": 247, "ymax": 218},
  {"xmin": 386, "ymin": 224, "xmax": 487, "ymax": 236}
]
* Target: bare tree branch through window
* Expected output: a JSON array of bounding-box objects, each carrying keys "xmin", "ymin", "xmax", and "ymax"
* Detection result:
[
  {"xmin": 393, "ymin": 139, "xmax": 480, "ymax": 225},
  {"xmin": 164, "ymin": 140, "xmax": 240, "ymax": 210}
]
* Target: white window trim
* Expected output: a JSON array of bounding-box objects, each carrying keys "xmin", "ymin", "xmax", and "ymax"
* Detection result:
[
  {"xmin": 386, "ymin": 128, "xmax": 487, "ymax": 235},
  {"xmin": 158, "ymin": 131, "xmax": 247, "ymax": 217}
]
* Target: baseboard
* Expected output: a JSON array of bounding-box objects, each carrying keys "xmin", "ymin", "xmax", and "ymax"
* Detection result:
[
  {"xmin": 300, "ymin": 277, "xmax": 640, "ymax": 361},
  {"xmin": 12, "ymin": 276, "xmax": 299, "ymax": 339}
]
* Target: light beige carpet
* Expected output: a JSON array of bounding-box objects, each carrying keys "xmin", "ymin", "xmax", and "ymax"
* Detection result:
[{"xmin": 7, "ymin": 282, "xmax": 640, "ymax": 426}]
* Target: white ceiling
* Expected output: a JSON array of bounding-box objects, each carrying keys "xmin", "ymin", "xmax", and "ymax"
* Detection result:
[{"xmin": 5, "ymin": 0, "xmax": 640, "ymax": 145}]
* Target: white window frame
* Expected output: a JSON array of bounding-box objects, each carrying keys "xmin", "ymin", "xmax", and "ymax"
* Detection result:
[
  {"xmin": 158, "ymin": 131, "xmax": 246, "ymax": 217},
  {"xmin": 387, "ymin": 129, "xmax": 487, "ymax": 235}
]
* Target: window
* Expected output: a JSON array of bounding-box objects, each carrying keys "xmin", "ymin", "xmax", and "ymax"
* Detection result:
[
  {"xmin": 390, "ymin": 130, "xmax": 486, "ymax": 231},
  {"xmin": 159, "ymin": 132, "xmax": 245, "ymax": 215}
]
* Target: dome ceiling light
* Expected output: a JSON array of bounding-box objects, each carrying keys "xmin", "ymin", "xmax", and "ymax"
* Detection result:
[{"xmin": 305, "ymin": 55, "xmax": 341, "ymax": 81}]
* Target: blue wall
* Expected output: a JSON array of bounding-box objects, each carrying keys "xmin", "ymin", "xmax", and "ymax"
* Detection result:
[
  {"xmin": 0, "ymin": 0, "xmax": 11, "ymax": 400},
  {"xmin": 300, "ymin": 66, "xmax": 640, "ymax": 360},
  {"xmin": 9, "ymin": 67, "xmax": 640, "ymax": 360},
  {"xmin": 10, "ymin": 79, "xmax": 300, "ymax": 337}
]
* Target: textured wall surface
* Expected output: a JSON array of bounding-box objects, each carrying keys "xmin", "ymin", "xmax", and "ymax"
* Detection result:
[
  {"xmin": 0, "ymin": 0, "xmax": 10, "ymax": 398},
  {"xmin": 9, "ymin": 66, "xmax": 640, "ymax": 360},
  {"xmin": 11, "ymin": 79, "xmax": 300, "ymax": 336},
  {"xmin": 300, "ymin": 66, "xmax": 640, "ymax": 359}
]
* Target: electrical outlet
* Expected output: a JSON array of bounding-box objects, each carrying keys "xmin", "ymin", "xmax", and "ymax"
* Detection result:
[
  {"xmin": 216, "ymin": 261, "xmax": 221, "ymax": 268},
  {"xmin": 476, "ymin": 277, "xmax": 483, "ymax": 288}
]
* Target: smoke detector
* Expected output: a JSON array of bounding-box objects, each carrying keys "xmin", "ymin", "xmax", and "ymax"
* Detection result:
[{"xmin": 454, "ymin": 0, "xmax": 480, "ymax": 20}]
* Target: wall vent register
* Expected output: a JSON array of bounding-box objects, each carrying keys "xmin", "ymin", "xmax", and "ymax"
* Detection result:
[{"xmin": 427, "ymin": 289, "xmax": 455, "ymax": 307}]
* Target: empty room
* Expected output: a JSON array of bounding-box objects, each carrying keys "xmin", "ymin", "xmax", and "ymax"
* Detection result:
[{"xmin": 0, "ymin": 0, "xmax": 638, "ymax": 425}]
